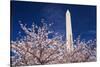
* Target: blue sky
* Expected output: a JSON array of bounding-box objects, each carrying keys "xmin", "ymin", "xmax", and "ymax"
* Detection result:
[{"xmin": 10, "ymin": 1, "xmax": 96, "ymax": 41}]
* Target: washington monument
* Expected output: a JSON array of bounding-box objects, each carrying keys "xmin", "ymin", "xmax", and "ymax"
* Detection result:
[{"xmin": 66, "ymin": 10, "xmax": 73, "ymax": 52}]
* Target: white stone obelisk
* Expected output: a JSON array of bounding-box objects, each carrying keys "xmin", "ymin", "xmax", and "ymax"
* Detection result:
[{"xmin": 66, "ymin": 10, "xmax": 73, "ymax": 52}]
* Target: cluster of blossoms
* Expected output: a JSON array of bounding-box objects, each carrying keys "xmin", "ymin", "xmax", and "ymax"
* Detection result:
[{"xmin": 11, "ymin": 22, "xmax": 96, "ymax": 66}]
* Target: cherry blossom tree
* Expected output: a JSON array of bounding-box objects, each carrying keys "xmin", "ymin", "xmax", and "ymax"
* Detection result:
[
  {"xmin": 11, "ymin": 22, "xmax": 65, "ymax": 66},
  {"xmin": 64, "ymin": 36, "xmax": 96, "ymax": 63}
]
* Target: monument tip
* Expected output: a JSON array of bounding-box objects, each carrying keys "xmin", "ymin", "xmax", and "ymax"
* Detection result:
[{"xmin": 66, "ymin": 9, "xmax": 70, "ymax": 14}]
